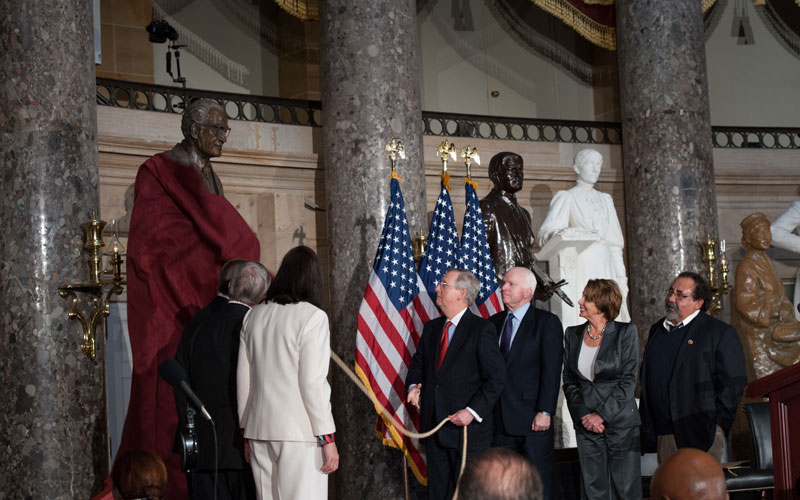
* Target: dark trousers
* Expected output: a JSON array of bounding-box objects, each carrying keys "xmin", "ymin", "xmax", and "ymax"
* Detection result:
[
  {"xmin": 425, "ymin": 432, "xmax": 487, "ymax": 500},
  {"xmin": 575, "ymin": 426, "xmax": 642, "ymax": 500},
  {"xmin": 493, "ymin": 429, "xmax": 555, "ymax": 500},
  {"xmin": 187, "ymin": 467, "xmax": 257, "ymax": 500}
]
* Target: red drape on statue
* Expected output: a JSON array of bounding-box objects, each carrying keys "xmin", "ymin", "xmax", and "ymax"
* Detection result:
[{"xmin": 117, "ymin": 153, "xmax": 260, "ymax": 499}]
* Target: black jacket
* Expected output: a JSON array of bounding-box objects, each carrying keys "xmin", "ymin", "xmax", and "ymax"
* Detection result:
[
  {"xmin": 563, "ymin": 321, "xmax": 640, "ymax": 429},
  {"xmin": 174, "ymin": 301, "xmax": 249, "ymax": 470},
  {"xmin": 406, "ymin": 309, "xmax": 506, "ymax": 450},
  {"xmin": 640, "ymin": 312, "xmax": 747, "ymax": 452},
  {"xmin": 489, "ymin": 307, "xmax": 564, "ymax": 435}
]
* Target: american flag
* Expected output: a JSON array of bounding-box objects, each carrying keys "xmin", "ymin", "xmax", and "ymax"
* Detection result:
[
  {"xmin": 354, "ymin": 176, "xmax": 438, "ymax": 484},
  {"xmin": 459, "ymin": 179, "xmax": 503, "ymax": 317},
  {"xmin": 419, "ymin": 175, "xmax": 460, "ymax": 301}
]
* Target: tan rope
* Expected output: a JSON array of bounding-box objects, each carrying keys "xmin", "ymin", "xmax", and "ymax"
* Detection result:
[{"xmin": 329, "ymin": 351, "xmax": 469, "ymax": 483}]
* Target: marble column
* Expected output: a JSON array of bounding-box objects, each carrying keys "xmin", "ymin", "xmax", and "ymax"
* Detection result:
[
  {"xmin": 320, "ymin": 0, "xmax": 426, "ymax": 498},
  {"xmin": 0, "ymin": 0, "xmax": 105, "ymax": 498},
  {"xmin": 615, "ymin": 0, "xmax": 719, "ymax": 343}
]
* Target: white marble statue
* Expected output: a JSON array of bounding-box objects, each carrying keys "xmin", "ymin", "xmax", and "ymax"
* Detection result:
[
  {"xmin": 537, "ymin": 148, "xmax": 630, "ymax": 328},
  {"xmin": 770, "ymin": 200, "xmax": 800, "ymax": 320}
]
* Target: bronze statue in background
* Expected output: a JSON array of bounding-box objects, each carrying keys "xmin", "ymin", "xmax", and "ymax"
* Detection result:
[
  {"xmin": 732, "ymin": 212, "xmax": 800, "ymax": 381},
  {"xmin": 480, "ymin": 152, "xmax": 553, "ymax": 301}
]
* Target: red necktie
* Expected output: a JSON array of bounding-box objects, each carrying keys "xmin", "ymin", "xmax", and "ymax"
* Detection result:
[{"xmin": 438, "ymin": 321, "xmax": 453, "ymax": 371}]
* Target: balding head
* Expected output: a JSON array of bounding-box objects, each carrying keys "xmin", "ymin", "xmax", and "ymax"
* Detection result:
[
  {"xmin": 457, "ymin": 448, "xmax": 542, "ymax": 500},
  {"xmin": 651, "ymin": 448, "xmax": 728, "ymax": 500}
]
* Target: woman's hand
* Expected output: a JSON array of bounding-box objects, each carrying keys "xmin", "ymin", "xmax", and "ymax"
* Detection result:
[
  {"xmin": 321, "ymin": 442, "xmax": 339, "ymax": 474},
  {"xmin": 581, "ymin": 412, "xmax": 605, "ymax": 433}
]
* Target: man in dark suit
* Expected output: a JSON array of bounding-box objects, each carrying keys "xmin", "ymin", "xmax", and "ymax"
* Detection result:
[
  {"xmin": 174, "ymin": 261, "xmax": 270, "ymax": 500},
  {"xmin": 406, "ymin": 268, "xmax": 506, "ymax": 500},
  {"xmin": 488, "ymin": 266, "xmax": 563, "ymax": 500},
  {"xmin": 640, "ymin": 271, "xmax": 747, "ymax": 464}
]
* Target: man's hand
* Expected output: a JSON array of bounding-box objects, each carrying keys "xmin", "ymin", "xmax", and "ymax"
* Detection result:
[
  {"xmin": 531, "ymin": 412, "xmax": 551, "ymax": 431},
  {"xmin": 449, "ymin": 409, "xmax": 475, "ymax": 426},
  {"xmin": 321, "ymin": 442, "xmax": 339, "ymax": 474},
  {"xmin": 406, "ymin": 385, "xmax": 421, "ymax": 410},
  {"xmin": 243, "ymin": 437, "xmax": 251, "ymax": 464},
  {"xmin": 581, "ymin": 412, "xmax": 605, "ymax": 433}
]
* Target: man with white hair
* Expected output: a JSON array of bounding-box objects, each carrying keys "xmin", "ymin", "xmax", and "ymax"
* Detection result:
[
  {"xmin": 489, "ymin": 267, "xmax": 563, "ymax": 500},
  {"xmin": 174, "ymin": 261, "xmax": 270, "ymax": 500},
  {"xmin": 406, "ymin": 268, "xmax": 506, "ymax": 500}
]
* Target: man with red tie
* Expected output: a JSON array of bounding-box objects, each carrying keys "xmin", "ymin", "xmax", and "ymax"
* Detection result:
[{"xmin": 406, "ymin": 269, "xmax": 506, "ymax": 500}]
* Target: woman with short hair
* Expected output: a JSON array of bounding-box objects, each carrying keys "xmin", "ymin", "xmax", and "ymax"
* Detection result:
[{"xmin": 562, "ymin": 279, "xmax": 641, "ymax": 499}]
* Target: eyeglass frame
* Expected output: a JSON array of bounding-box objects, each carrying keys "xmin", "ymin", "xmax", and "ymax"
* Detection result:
[
  {"xmin": 195, "ymin": 122, "xmax": 231, "ymax": 138},
  {"xmin": 665, "ymin": 287, "xmax": 696, "ymax": 301}
]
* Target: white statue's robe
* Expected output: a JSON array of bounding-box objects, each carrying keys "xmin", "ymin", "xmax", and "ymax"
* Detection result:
[
  {"xmin": 538, "ymin": 185, "xmax": 630, "ymax": 327},
  {"xmin": 771, "ymin": 200, "xmax": 800, "ymax": 320}
]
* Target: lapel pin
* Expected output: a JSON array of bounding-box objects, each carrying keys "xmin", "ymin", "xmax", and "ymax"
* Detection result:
[{"xmin": 688, "ymin": 339, "xmax": 694, "ymax": 345}]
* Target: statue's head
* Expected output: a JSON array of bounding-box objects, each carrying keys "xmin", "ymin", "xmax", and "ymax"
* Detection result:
[
  {"xmin": 741, "ymin": 212, "xmax": 772, "ymax": 251},
  {"xmin": 488, "ymin": 152, "xmax": 523, "ymax": 194},
  {"xmin": 181, "ymin": 98, "xmax": 229, "ymax": 158},
  {"xmin": 573, "ymin": 148, "xmax": 603, "ymax": 185}
]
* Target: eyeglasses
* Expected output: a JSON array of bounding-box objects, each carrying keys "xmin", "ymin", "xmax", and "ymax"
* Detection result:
[
  {"xmin": 196, "ymin": 123, "xmax": 231, "ymax": 138},
  {"xmin": 437, "ymin": 281, "xmax": 455, "ymax": 289},
  {"xmin": 666, "ymin": 288, "xmax": 695, "ymax": 301}
]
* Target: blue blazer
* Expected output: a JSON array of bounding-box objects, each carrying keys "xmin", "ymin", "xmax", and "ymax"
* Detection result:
[{"xmin": 489, "ymin": 307, "xmax": 564, "ymax": 435}]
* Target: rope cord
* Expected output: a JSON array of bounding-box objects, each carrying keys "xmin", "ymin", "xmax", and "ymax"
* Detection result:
[{"xmin": 329, "ymin": 351, "xmax": 469, "ymax": 480}]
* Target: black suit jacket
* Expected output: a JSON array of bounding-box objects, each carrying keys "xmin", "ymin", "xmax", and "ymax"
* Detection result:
[
  {"xmin": 562, "ymin": 321, "xmax": 640, "ymax": 429},
  {"xmin": 489, "ymin": 306, "xmax": 563, "ymax": 435},
  {"xmin": 406, "ymin": 309, "xmax": 506, "ymax": 450},
  {"xmin": 640, "ymin": 312, "xmax": 747, "ymax": 452},
  {"xmin": 174, "ymin": 301, "xmax": 250, "ymax": 470}
]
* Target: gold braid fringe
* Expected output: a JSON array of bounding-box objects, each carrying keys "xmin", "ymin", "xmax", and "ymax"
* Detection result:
[
  {"xmin": 274, "ymin": 0, "xmax": 319, "ymax": 21},
  {"xmin": 531, "ymin": 0, "xmax": 718, "ymax": 51}
]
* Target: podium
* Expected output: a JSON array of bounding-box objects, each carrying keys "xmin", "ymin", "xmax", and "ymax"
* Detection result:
[{"xmin": 746, "ymin": 362, "xmax": 800, "ymax": 499}]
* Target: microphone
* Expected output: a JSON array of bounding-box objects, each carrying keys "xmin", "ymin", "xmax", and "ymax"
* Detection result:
[{"xmin": 159, "ymin": 359, "xmax": 213, "ymax": 423}]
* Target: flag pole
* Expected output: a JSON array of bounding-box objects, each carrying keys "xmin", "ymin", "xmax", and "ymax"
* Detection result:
[{"xmin": 402, "ymin": 453, "xmax": 410, "ymax": 500}]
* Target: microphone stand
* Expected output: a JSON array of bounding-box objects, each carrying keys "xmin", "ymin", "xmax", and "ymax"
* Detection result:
[{"xmin": 182, "ymin": 407, "xmax": 200, "ymax": 500}]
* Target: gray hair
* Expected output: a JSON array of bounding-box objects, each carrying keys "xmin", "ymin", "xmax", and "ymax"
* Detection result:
[
  {"xmin": 229, "ymin": 261, "xmax": 270, "ymax": 305},
  {"xmin": 181, "ymin": 98, "xmax": 223, "ymax": 139},
  {"xmin": 451, "ymin": 268, "xmax": 481, "ymax": 306},
  {"xmin": 509, "ymin": 267, "xmax": 536, "ymax": 294},
  {"xmin": 218, "ymin": 258, "xmax": 247, "ymax": 294}
]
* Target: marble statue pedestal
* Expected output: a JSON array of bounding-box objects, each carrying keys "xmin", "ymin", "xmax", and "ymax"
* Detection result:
[
  {"xmin": 535, "ymin": 233, "xmax": 597, "ymax": 449},
  {"xmin": 535, "ymin": 233, "xmax": 596, "ymax": 328}
]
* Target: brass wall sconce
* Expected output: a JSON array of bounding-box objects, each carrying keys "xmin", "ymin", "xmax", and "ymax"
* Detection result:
[
  {"xmin": 699, "ymin": 235, "xmax": 730, "ymax": 316},
  {"xmin": 58, "ymin": 215, "xmax": 126, "ymax": 360}
]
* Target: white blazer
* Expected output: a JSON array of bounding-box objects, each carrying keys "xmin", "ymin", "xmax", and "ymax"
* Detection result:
[{"xmin": 237, "ymin": 301, "xmax": 336, "ymax": 442}]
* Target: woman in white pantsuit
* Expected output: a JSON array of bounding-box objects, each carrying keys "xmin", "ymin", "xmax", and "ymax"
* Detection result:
[{"xmin": 237, "ymin": 246, "xmax": 338, "ymax": 500}]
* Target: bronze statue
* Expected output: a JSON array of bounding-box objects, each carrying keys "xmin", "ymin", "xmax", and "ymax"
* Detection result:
[
  {"xmin": 480, "ymin": 152, "xmax": 553, "ymax": 301},
  {"xmin": 168, "ymin": 98, "xmax": 229, "ymax": 195},
  {"xmin": 732, "ymin": 212, "xmax": 800, "ymax": 381}
]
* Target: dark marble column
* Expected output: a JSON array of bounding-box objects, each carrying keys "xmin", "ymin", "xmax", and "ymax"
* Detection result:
[
  {"xmin": 616, "ymin": 0, "xmax": 719, "ymax": 343},
  {"xmin": 0, "ymin": 0, "xmax": 105, "ymax": 497},
  {"xmin": 320, "ymin": 0, "xmax": 426, "ymax": 498}
]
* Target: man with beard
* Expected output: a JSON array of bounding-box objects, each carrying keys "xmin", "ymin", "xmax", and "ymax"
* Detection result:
[{"xmin": 639, "ymin": 271, "xmax": 747, "ymax": 464}]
